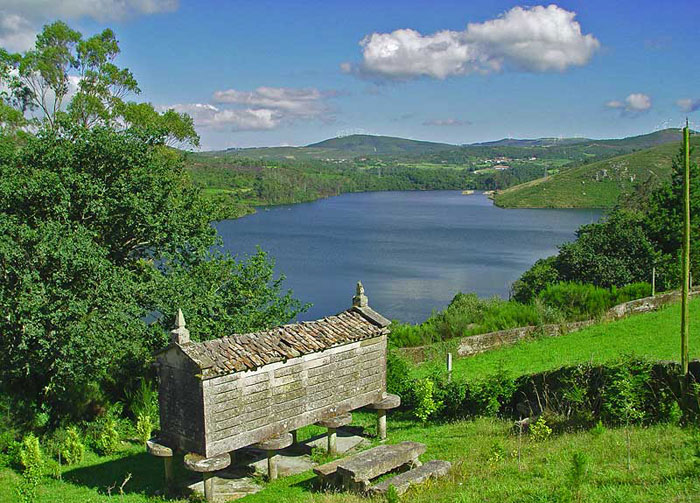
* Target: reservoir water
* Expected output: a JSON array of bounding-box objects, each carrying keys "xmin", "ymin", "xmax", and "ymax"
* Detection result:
[{"xmin": 216, "ymin": 191, "xmax": 602, "ymax": 323}]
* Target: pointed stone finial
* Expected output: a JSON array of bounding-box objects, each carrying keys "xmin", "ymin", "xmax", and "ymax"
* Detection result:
[
  {"xmin": 170, "ymin": 308, "xmax": 190, "ymax": 345},
  {"xmin": 352, "ymin": 281, "xmax": 368, "ymax": 308}
]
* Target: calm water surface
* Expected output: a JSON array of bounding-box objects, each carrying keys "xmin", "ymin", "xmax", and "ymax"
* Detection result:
[{"xmin": 216, "ymin": 191, "xmax": 602, "ymax": 323}]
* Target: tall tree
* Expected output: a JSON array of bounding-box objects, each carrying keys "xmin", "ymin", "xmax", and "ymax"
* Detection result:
[{"xmin": 0, "ymin": 21, "xmax": 198, "ymax": 147}]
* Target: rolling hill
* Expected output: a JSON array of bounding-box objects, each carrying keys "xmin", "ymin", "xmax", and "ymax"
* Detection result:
[
  {"xmin": 221, "ymin": 134, "xmax": 455, "ymax": 160},
  {"xmin": 494, "ymin": 135, "xmax": 700, "ymax": 208}
]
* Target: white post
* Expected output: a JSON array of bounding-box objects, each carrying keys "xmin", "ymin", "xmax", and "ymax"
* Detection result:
[
  {"xmin": 446, "ymin": 352, "xmax": 453, "ymax": 383},
  {"xmin": 652, "ymin": 266, "xmax": 656, "ymax": 296}
]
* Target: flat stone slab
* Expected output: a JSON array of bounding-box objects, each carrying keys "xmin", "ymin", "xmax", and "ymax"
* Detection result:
[
  {"xmin": 366, "ymin": 393, "xmax": 401, "ymax": 410},
  {"xmin": 187, "ymin": 466, "xmax": 262, "ymax": 502},
  {"xmin": 336, "ymin": 441, "xmax": 425, "ymax": 484},
  {"xmin": 316, "ymin": 412, "xmax": 352, "ymax": 429},
  {"xmin": 368, "ymin": 460, "xmax": 452, "ymax": 496},
  {"xmin": 305, "ymin": 431, "xmax": 365, "ymax": 455},
  {"xmin": 249, "ymin": 450, "xmax": 315, "ymax": 478},
  {"xmin": 252, "ymin": 433, "xmax": 293, "ymax": 451},
  {"xmin": 146, "ymin": 438, "xmax": 173, "ymax": 457},
  {"xmin": 184, "ymin": 452, "xmax": 231, "ymax": 473}
]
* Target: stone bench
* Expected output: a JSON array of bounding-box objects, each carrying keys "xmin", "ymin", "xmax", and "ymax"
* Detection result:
[
  {"xmin": 335, "ymin": 441, "xmax": 425, "ymax": 492},
  {"xmin": 368, "ymin": 459, "xmax": 452, "ymax": 496}
]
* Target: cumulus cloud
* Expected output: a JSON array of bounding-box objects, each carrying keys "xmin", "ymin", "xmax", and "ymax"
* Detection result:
[
  {"xmin": 212, "ymin": 87, "xmax": 335, "ymax": 118},
  {"xmin": 167, "ymin": 86, "xmax": 338, "ymax": 132},
  {"xmin": 677, "ymin": 98, "xmax": 700, "ymax": 114},
  {"xmin": 605, "ymin": 93, "xmax": 652, "ymax": 116},
  {"xmin": 0, "ymin": 0, "xmax": 178, "ymax": 51},
  {"xmin": 423, "ymin": 118, "xmax": 471, "ymax": 127},
  {"xmin": 342, "ymin": 4, "xmax": 600, "ymax": 80}
]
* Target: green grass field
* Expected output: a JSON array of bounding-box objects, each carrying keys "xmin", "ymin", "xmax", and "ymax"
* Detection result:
[
  {"xmin": 2, "ymin": 299, "xmax": 699, "ymax": 502},
  {"xmin": 416, "ymin": 297, "xmax": 700, "ymax": 381},
  {"xmin": 2, "ymin": 418, "xmax": 697, "ymax": 503}
]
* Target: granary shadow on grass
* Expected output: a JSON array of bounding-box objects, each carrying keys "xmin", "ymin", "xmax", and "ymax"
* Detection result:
[{"xmin": 63, "ymin": 451, "xmax": 196, "ymax": 498}]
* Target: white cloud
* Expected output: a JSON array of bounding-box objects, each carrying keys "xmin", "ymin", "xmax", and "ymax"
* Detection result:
[
  {"xmin": 0, "ymin": 0, "xmax": 178, "ymax": 51},
  {"xmin": 166, "ymin": 103, "xmax": 279, "ymax": 131},
  {"xmin": 677, "ymin": 98, "xmax": 700, "ymax": 113},
  {"xmin": 343, "ymin": 4, "xmax": 600, "ymax": 80},
  {"xmin": 212, "ymin": 87, "xmax": 334, "ymax": 118},
  {"xmin": 606, "ymin": 93, "xmax": 652, "ymax": 115},
  {"xmin": 423, "ymin": 118, "xmax": 471, "ymax": 126},
  {"xmin": 0, "ymin": 1, "xmax": 178, "ymax": 22},
  {"xmin": 167, "ymin": 86, "xmax": 338, "ymax": 132}
]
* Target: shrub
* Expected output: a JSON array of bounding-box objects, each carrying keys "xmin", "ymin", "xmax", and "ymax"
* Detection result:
[
  {"xmin": 612, "ymin": 282, "xmax": 652, "ymax": 303},
  {"xmin": 136, "ymin": 413, "xmax": 154, "ymax": 445},
  {"xmin": 538, "ymin": 282, "xmax": 613, "ymax": 320},
  {"xmin": 386, "ymin": 351, "xmax": 415, "ymax": 406},
  {"xmin": 512, "ymin": 256, "xmax": 560, "ymax": 303},
  {"xmin": 529, "ymin": 416, "xmax": 552, "ymax": 441},
  {"xmin": 413, "ymin": 379, "xmax": 441, "ymax": 423},
  {"xmin": 19, "ymin": 434, "xmax": 43, "ymax": 475},
  {"xmin": 61, "ymin": 427, "xmax": 85, "ymax": 465},
  {"xmin": 97, "ymin": 418, "xmax": 120, "ymax": 456},
  {"xmin": 568, "ymin": 451, "xmax": 589, "ymax": 503}
]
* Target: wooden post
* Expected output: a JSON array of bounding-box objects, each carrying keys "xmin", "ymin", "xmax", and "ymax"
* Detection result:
[
  {"xmin": 652, "ymin": 266, "xmax": 656, "ymax": 296},
  {"xmin": 446, "ymin": 352, "xmax": 453, "ymax": 383},
  {"xmin": 681, "ymin": 120, "xmax": 691, "ymax": 376}
]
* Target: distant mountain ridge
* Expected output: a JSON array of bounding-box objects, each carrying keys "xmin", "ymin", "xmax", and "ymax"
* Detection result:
[{"xmin": 216, "ymin": 129, "xmax": 688, "ymax": 161}]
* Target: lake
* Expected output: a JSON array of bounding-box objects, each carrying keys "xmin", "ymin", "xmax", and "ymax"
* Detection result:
[{"xmin": 216, "ymin": 191, "xmax": 602, "ymax": 323}]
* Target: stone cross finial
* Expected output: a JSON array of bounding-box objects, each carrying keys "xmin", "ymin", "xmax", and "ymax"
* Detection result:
[
  {"xmin": 171, "ymin": 308, "xmax": 190, "ymax": 345},
  {"xmin": 352, "ymin": 281, "xmax": 368, "ymax": 308}
]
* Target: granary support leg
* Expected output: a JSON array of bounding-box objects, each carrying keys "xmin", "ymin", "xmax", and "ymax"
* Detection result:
[
  {"xmin": 291, "ymin": 429, "xmax": 298, "ymax": 445},
  {"xmin": 252, "ymin": 433, "xmax": 293, "ymax": 481},
  {"xmin": 316, "ymin": 412, "xmax": 352, "ymax": 456},
  {"xmin": 184, "ymin": 452, "xmax": 231, "ymax": 503},
  {"xmin": 146, "ymin": 439, "xmax": 175, "ymax": 490},
  {"xmin": 202, "ymin": 472, "xmax": 215, "ymax": 501},
  {"xmin": 163, "ymin": 457, "xmax": 174, "ymax": 488},
  {"xmin": 366, "ymin": 394, "xmax": 401, "ymax": 441},
  {"xmin": 377, "ymin": 410, "xmax": 387, "ymax": 441},
  {"xmin": 266, "ymin": 450, "xmax": 279, "ymax": 480},
  {"xmin": 327, "ymin": 427, "xmax": 337, "ymax": 456}
]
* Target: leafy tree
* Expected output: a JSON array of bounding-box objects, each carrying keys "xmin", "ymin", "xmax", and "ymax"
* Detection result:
[
  {"xmin": 511, "ymin": 256, "xmax": 560, "ymax": 303},
  {"xmin": 0, "ymin": 129, "xmax": 304, "ymax": 421},
  {"xmin": 0, "ymin": 21, "xmax": 197, "ymax": 146},
  {"xmin": 644, "ymin": 144, "xmax": 700, "ymax": 285},
  {"xmin": 554, "ymin": 210, "xmax": 660, "ymax": 289}
]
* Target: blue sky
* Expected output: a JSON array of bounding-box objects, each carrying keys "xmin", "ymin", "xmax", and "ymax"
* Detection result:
[{"xmin": 1, "ymin": 0, "xmax": 699, "ymax": 149}]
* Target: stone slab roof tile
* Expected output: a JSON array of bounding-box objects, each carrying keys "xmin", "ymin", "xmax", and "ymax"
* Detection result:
[{"xmin": 180, "ymin": 308, "xmax": 389, "ymax": 377}]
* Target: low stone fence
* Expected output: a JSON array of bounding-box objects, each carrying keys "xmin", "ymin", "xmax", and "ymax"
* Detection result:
[{"xmin": 397, "ymin": 288, "xmax": 699, "ymax": 363}]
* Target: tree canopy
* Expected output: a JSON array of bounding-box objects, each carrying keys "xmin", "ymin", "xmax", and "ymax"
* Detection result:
[{"xmin": 0, "ymin": 23, "xmax": 305, "ymax": 423}]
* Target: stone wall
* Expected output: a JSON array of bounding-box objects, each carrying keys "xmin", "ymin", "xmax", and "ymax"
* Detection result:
[
  {"xmin": 199, "ymin": 335, "xmax": 386, "ymax": 457},
  {"xmin": 397, "ymin": 289, "xmax": 699, "ymax": 363},
  {"xmin": 156, "ymin": 345, "xmax": 206, "ymax": 454}
]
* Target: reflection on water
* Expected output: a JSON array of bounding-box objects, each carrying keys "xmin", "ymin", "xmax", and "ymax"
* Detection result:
[{"xmin": 216, "ymin": 191, "xmax": 602, "ymax": 323}]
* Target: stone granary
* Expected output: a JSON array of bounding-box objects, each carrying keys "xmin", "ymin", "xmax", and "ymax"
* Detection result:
[{"xmin": 148, "ymin": 282, "xmax": 401, "ymax": 501}]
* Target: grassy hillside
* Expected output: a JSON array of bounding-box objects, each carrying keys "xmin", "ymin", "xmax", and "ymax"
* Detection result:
[
  {"xmin": 416, "ymin": 296, "xmax": 700, "ymax": 381},
  {"xmin": 494, "ymin": 136, "xmax": 700, "ymax": 208}
]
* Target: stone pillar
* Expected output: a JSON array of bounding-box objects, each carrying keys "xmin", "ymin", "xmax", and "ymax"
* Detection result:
[
  {"xmin": 267, "ymin": 450, "xmax": 279, "ymax": 480},
  {"xmin": 252, "ymin": 433, "xmax": 293, "ymax": 481},
  {"xmin": 316, "ymin": 412, "xmax": 352, "ymax": 455},
  {"xmin": 291, "ymin": 429, "xmax": 298, "ymax": 445},
  {"xmin": 146, "ymin": 439, "xmax": 174, "ymax": 489},
  {"xmin": 366, "ymin": 394, "xmax": 401, "ymax": 441},
  {"xmin": 327, "ymin": 428, "xmax": 337, "ymax": 455},
  {"xmin": 184, "ymin": 452, "xmax": 231, "ymax": 502},
  {"xmin": 377, "ymin": 409, "xmax": 387, "ymax": 440}
]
